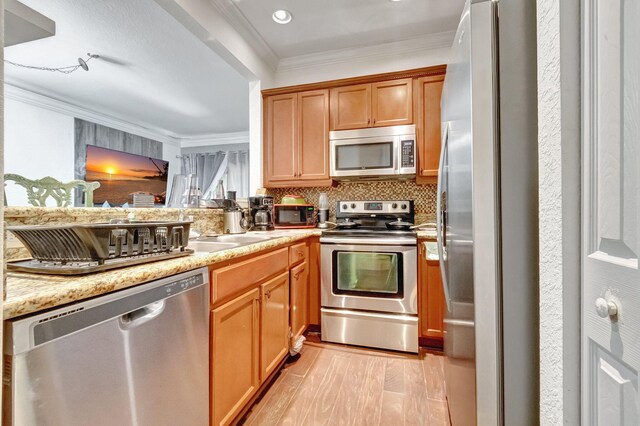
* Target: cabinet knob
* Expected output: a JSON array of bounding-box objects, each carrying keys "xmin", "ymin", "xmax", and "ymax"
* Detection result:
[
  {"xmin": 367, "ymin": 118, "xmax": 371, "ymax": 125},
  {"xmin": 595, "ymin": 297, "xmax": 618, "ymax": 319},
  {"xmin": 265, "ymin": 289, "xmax": 272, "ymax": 299}
]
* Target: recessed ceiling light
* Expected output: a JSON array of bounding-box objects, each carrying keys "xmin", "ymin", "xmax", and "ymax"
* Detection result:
[
  {"xmin": 390, "ymin": 0, "xmax": 402, "ymax": 2},
  {"xmin": 272, "ymin": 9, "xmax": 293, "ymax": 24}
]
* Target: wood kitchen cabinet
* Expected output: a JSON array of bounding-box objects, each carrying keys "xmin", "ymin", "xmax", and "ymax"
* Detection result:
[
  {"xmin": 308, "ymin": 237, "xmax": 322, "ymax": 326},
  {"xmin": 290, "ymin": 260, "xmax": 309, "ymax": 345},
  {"xmin": 263, "ymin": 90, "xmax": 331, "ymax": 188},
  {"xmin": 260, "ymin": 271, "xmax": 290, "ymax": 381},
  {"xmin": 330, "ymin": 78, "xmax": 413, "ymax": 130},
  {"xmin": 264, "ymin": 93, "xmax": 297, "ymax": 182},
  {"xmin": 414, "ymin": 75, "xmax": 445, "ymax": 183},
  {"xmin": 418, "ymin": 241, "xmax": 446, "ymax": 348},
  {"xmin": 210, "ymin": 248, "xmax": 290, "ymax": 426},
  {"xmin": 211, "ymin": 288, "xmax": 260, "ymax": 426}
]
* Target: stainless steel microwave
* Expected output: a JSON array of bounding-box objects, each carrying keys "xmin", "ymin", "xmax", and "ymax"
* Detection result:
[{"xmin": 329, "ymin": 124, "xmax": 416, "ymax": 179}]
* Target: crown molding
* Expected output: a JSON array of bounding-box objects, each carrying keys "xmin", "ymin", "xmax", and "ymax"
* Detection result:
[
  {"xmin": 277, "ymin": 31, "xmax": 455, "ymax": 74},
  {"xmin": 5, "ymin": 84, "xmax": 183, "ymax": 147},
  {"xmin": 207, "ymin": 0, "xmax": 280, "ymax": 72},
  {"xmin": 180, "ymin": 131, "xmax": 249, "ymax": 148}
]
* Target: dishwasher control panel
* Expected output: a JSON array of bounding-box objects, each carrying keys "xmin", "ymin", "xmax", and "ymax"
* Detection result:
[{"xmin": 165, "ymin": 273, "xmax": 205, "ymax": 295}]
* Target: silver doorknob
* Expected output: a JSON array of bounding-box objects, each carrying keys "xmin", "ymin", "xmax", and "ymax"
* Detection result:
[{"xmin": 595, "ymin": 297, "xmax": 618, "ymax": 318}]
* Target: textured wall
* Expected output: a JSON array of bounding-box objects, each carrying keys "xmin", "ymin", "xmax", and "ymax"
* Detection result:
[
  {"xmin": 537, "ymin": 0, "xmax": 581, "ymax": 424},
  {"xmin": 268, "ymin": 181, "xmax": 436, "ymax": 224},
  {"xmin": 538, "ymin": 0, "xmax": 564, "ymax": 423}
]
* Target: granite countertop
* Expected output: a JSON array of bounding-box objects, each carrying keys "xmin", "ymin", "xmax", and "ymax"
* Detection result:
[
  {"xmin": 4, "ymin": 229, "xmax": 322, "ymax": 320},
  {"xmin": 415, "ymin": 228, "xmax": 437, "ymax": 240}
]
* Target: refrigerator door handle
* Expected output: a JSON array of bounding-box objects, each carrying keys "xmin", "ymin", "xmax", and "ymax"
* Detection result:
[{"xmin": 436, "ymin": 123, "xmax": 451, "ymax": 310}]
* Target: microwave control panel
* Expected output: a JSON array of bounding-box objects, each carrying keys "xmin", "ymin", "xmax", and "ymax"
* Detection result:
[{"xmin": 401, "ymin": 140, "xmax": 415, "ymax": 167}]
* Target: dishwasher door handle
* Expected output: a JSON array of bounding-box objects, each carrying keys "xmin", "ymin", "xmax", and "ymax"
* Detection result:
[{"xmin": 120, "ymin": 300, "xmax": 166, "ymax": 329}]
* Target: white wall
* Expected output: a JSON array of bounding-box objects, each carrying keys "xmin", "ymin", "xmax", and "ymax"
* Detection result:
[
  {"xmin": 4, "ymin": 97, "xmax": 75, "ymax": 206},
  {"xmin": 537, "ymin": 0, "xmax": 581, "ymax": 424}
]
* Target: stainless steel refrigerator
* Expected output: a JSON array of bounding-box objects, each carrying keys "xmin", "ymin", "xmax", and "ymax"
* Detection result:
[{"xmin": 437, "ymin": 0, "xmax": 539, "ymax": 424}]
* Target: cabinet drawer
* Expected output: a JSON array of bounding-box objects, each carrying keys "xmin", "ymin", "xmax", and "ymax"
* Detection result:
[
  {"xmin": 289, "ymin": 242, "xmax": 308, "ymax": 266},
  {"xmin": 211, "ymin": 248, "xmax": 289, "ymax": 306}
]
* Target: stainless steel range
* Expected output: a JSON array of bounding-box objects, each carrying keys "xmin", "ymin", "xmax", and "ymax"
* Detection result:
[{"xmin": 320, "ymin": 200, "xmax": 418, "ymax": 353}]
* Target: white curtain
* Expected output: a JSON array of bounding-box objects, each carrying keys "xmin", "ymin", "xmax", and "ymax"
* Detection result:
[
  {"xmin": 226, "ymin": 151, "xmax": 249, "ymax": 198},
  {"xmin": 180, "ymin": 152, "xmax": 227, "ymax": 199}
]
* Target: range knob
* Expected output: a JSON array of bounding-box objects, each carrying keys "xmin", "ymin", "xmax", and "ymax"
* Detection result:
[
  {"xmin": 350, "ymin": 203, "xmax": 356, "ymax": 209},
  {"xmin": 342, "ymin": 204, "xmax": 348, "ymax": 210},
  {"xmin": 392, "ymin": 203, "xmax": 398, "ymax": 209},
  {"xmin": 401, "ymin": 204, "xmax": 407, "ymax": 210}
]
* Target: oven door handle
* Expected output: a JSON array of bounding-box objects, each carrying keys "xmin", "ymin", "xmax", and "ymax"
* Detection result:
[
  {"xmin": 437, "ymin": 123, "xmax": 451, "ymax": 311},
  {"xmin": 319, "ymin": 237, "xmax": 417, "ymax": 246}
]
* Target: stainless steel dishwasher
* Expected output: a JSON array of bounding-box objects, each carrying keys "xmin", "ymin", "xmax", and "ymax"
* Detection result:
[{"xmin": 3, "ymin": 267, "xmax": 209, "ymax": 426}]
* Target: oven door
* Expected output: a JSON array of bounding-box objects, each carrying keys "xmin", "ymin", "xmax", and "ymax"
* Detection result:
[{"xmin": 321, "ymin": 241, "xmax": 417, "ymax": 314}]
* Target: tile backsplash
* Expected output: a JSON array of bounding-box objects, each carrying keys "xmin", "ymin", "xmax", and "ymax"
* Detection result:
[{"xmin": 268, "ymin": 181, "xmax": 437, "ymax": 224}]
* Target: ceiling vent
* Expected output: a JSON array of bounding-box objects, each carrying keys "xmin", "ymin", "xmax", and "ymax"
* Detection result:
[{"xmin": 4, "ymin": 0, "xmax": 56, "ymax": 47}]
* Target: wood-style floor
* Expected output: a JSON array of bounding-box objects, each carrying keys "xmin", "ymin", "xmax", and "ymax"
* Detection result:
[{"xmin": 240, "ymin": 336, "xmax": 450, "ymax": 426}]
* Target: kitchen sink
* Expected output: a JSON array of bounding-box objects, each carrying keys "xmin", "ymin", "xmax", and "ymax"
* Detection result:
[
  {"xmin": 207, "ymin": 234, "xmax": 275, "ymax": 244},
  {"xmin": 187, "ymin": 233, "xmax": 280, "ymax": 253},
  {"xmin": 186, "ymin": 241, "xmax": 241, "ymax": 253}
]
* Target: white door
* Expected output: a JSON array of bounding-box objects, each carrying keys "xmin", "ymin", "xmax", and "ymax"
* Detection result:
[{"xmin": 582, "ymin": 0, "xmax": 640, "ymax": 424}]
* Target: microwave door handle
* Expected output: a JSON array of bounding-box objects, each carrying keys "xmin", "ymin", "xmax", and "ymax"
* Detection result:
[
  {"xmin": 436, "ymin": 124, "xmax": 451, "ymax": 311},
  {"xmin": 393, "ymin": 138, "xmax": 399, "ymax": 172}
]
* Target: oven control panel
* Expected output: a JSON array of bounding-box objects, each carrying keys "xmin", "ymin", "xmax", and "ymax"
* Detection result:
[{"xmin": 338, "ymin": 200, "xmax": 413, "ymax": 214}]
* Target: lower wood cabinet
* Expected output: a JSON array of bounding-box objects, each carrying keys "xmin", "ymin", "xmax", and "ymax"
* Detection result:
[
  {"xmin": 260, "ymin": 271, "xmax": 290, "ymax": 381},
  {"xmin": 211, "ymin": 288, "xmax": 260, "ymax": 426},
  {"xmin": 209, "ymin": 240, "xmax": 318, "ymax": 425},
  {"xmin": 290, "ymin": 261, "xmax": 309, "ymax": 345},
  {"xmin": 418, "ymin": 241, "xmax": 446, "ymax": 347},
  {"xmin": 308, "ymin": 237, "xmax": 321, "ymax": 326}
]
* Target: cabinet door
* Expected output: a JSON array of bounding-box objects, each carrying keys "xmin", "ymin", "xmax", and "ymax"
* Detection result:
[
  {"xmin": 371, "ymin": 78, "xmax": 413, "ymax": 127},
  {"xmin": 264, "ymin": 93, "xmax": 298, "ymax": 183},
  {"xmin": 290, "ymin": 261, "xmax": 309, "ymax": 344},
  {"xmin": 211, "ymin": 288, "xmax": 260, "ymax": 426},
  {"xmin": 425, "ymin": 260, "xmax": 445, "ymax": 340},
  {"xmin": 414, "ymin": 75, "xmax": 444, "ymax": 182},
  {"xmin": 308, "ymin": 237, "xmax": 321, "ymax": 326},
  {"xmin": 330, "ymin": 84, "xmax": 371, "ymax": 130},
  {"xmin": 298, "ymin": 90, "xmax": 330, "ymax": 180},
  {"xmin": 418, "ymin": 244, "xmax": 445, "ymax": 345},
  {"xmin": 260, "ymin": 271, "xmax": 290, "ymax": 381}
]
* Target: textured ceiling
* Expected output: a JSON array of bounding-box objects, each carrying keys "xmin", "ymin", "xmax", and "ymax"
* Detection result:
[
  {"xmin": 5, "ymin": 0, "xmax": 250, "ymax": 136},
  {"xmin": 229, "ymin": 0, "xmax": 464, "ymax": 58}
]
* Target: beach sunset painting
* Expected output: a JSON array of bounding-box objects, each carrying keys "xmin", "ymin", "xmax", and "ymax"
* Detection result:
[{"xmin": 86, "ymin": 145, "xmax": 169, "ymax": 206}]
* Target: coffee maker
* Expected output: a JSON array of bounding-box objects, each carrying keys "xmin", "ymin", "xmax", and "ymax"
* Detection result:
[{"xmin": 249, "ymin": 195, "xmax": 274, "ymax": 231}]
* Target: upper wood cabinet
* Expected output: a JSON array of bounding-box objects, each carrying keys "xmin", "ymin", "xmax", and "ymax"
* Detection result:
[
  {"xmin": 330, "ymin": 78, "xmax": 413, "ymax": 130},
  {"xmin": 329, "ymin": 84, "xmax": 371, "ymax": 130},
  {"xmin": 263, "ymin": 89, "xmax": 331, "ymax": 188},
  {"xmin": 414, "ymin": 75, "xmax": 445, "ymax": 183},
  {"xmin": 298, "ymin": 90, "xmax": 330, "ymax": 181},
  {"xmin": 264, "ymin": 93, "xmax": 298, "ymax": 182}
]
